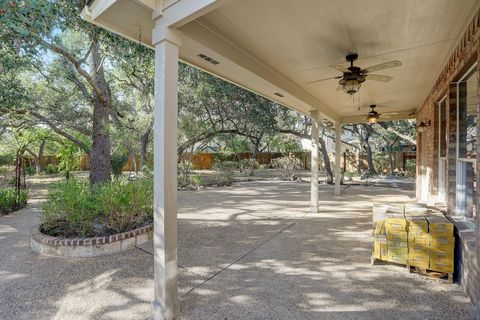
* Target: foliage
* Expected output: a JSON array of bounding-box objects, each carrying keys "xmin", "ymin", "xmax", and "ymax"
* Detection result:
[
  {"xmin": 44, "ymin": 164, "xmax": 59, "ymax": 175},
  {"xmin": 271, "ymin": 155, "xmax": 302, "ymax": 180},
  {"xmin": 373, "ymin": 153, "xmax": 389, "ymax": 175},
  {"xmin": 25, "ymin": 165, "xmax": 36, "ymax": 176},
  {"xmin": 213, "ymin": 161, "xmax": 237, "ymax": 186},
  {"xmin": 41, "ymin": 179, "xmax": 98, "ymax": 237},
  {"xmin": 178, "ymin": 156, "xmax": 193, "ymax": 188},
  {"xmin": 189, "ymin": 175, "xmax": 204, "ymax": 189},
  {"xmin": 110, "ymin": 153, "xmax": 128, "ymax": 179},
  {"xmin": 405, "ymin": 159, "xmax": 417, "ymax": 177},
  {"xmin": 239, "ymin": 159, "xmax": 259, "ymax": 177},
  {"xmin": 0, "ymin": 188, "xmax": 28, "ymax": 215},
  {"xmin": 0, "ymin": 153, "xmax": 14, "ymax": 166},
  {"xmin": 267, "ymin": 135, "xmax": 302, "ymax": 153},
  {"xmin": 41, "ymin": 178, "xmax": 153, "ymax": 237},
  {"xmin": 58, "ymin": 143, "xmax": 80, "ymax": 179},
  {"xmin": 94, "ymin": 178, "xmax": 153, "ymax": 234}
]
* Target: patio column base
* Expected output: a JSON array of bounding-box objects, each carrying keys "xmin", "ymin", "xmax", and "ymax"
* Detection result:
[{"xmin": 309, "ymin": 205, "xmax": 319, "ymax": 213}]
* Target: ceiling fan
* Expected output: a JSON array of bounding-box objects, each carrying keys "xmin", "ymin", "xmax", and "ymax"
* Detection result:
[
  {"xmin": 307, "ymin": 53, "xmax": 402, "ymax": 95},
  {"xmin": 367, "ymin": 105, "xmax": 381, "ymax": 123}
]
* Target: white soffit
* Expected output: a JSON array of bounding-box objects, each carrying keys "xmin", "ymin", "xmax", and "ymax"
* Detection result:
[{"xmin": 180, "ymin": 0, "xmax": 478, "ymax": 122}]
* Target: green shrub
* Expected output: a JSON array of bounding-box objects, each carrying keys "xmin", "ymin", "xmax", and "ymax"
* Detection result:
[
  {"xmin": 239, "ymin": 159, "xmax": 259, "ymax": 177},
  {"xmin": 110, "ymin": 154, "xmax": 128, "ymax": 179},
  {"xmin": 271, "ymin": 156, "xmax": 302, "ymax": 180},
  {"xmin": 0, "ymin": 153, "xmax": 14, "ymax": 166},
  {"xmin": 25, "ymin": 165, "xmax": 36, "ymax": 176},
  {"xmin": 0, "ymin": 165, "xmax": 13, "ymax": 176},
  {"xmin": 405, "ymin": 159, "xmax": 416, "ymax": 177},
  {"xmin": 41, "ymin": 178, "xmax": 153, "ymax": 237},
  {"xmin": 189, "ymin": 175, "xmax": 204, "ymax": 189},
  {"xmin": 41, "ymin": 179, "xmax": 98, "ymax": 237},
  {"xmin": 0, "ymin": 188, "xmax": 28, "ymax": 215},
  {"xmin": 213, "ymin": 161, "xmax": 237, "ymax": 186},
  {"xmin": 44, "ymin": 164, "xmax": 59, "ymax": 175},
  {"xmin": 94, "ymin": 179, "xmax": 153, "ymax": 234}
]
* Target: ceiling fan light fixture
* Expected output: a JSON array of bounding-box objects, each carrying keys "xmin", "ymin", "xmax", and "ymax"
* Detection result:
[
  {"xmin": 367, "ymin": 114, "xmax": 378, "ymax": 123},
  {"xmin": 366, "ymin": 105, "xmax": 380, "ymax": 123},
  {"xmin": 341, "ymin": 79, "xmax": 361, "ymax": 95}
]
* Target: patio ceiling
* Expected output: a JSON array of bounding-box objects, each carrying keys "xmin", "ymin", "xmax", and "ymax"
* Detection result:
[{"xmin": 83, "ymin": 0, "xmax": 480, "ymax": 123}]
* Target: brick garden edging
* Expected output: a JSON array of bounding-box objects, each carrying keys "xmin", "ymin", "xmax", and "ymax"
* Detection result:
[{"xmin": 31, "ymin": 224, "xmax": 153, "ymax": 258}]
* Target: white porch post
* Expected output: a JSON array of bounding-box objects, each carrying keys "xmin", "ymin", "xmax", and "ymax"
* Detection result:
[
  {"xmin": 152, "ymin": 26, "xmax": 181, "ymax": 320},
  {"xmin": 334, "ymin": 123, "xmax": 341, "ymax": 196},
  {"xmin": 310, "ymin": 110, "xmax": 319, "ymax": 213}
]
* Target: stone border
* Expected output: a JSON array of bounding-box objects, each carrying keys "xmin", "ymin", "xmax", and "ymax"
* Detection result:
[{"xmin": 31, "ymin": 224, "xmax": 153, "ymax": 258}]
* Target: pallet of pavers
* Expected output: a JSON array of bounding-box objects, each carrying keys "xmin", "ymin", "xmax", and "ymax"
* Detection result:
[{"xmin": 371, "ymin": 203, "xmax": 454, "ymax": 282}]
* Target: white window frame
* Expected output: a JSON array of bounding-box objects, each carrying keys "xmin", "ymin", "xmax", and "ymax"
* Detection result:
[
  {"xmin": 438, "ymin": 95, "xmax": 447, "ymax": 204},
  {"xmin": 455, "ymin": 63, "xmax": 477, "ymax": 218}
]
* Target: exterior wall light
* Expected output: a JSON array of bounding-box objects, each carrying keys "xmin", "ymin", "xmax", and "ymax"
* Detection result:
[{"xmin": 417, "ymin": 119, "xmax": 431, "ymax": 133}]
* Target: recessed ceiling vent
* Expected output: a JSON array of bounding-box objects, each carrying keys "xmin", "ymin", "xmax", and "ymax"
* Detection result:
[{"xmin": 198, "ymin": 53, "xmax": 219, "ymax": 65}]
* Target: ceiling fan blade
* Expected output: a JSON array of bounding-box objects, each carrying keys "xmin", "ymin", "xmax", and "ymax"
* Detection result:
[
  {"xmin": 363, "ymin": 60, "xmax": 401, "ymax": 73},
  {"xmin": 306, "ymin": 76, "xmax": 342, "ymax": 84},
  {"xmin": 366, "ymin": 74, "xmax": 393, "ymax": 82},
  {"xmin": 330, "ymin": 64, "xmax": 350, "ymax": 73}
]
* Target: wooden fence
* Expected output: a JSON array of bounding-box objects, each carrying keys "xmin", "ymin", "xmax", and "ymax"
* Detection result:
[{"xmin": 25, "ymin": 151, "xmax": 415, "ymax": 173}]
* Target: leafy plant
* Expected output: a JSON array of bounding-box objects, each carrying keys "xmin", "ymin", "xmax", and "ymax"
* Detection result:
[
  {"xmin": 110, "ymin": 154, "xmax": 128, "ymax": 179},
  {"xmin": 189, "ymin": 175, "xmax": 204, "ymax": 189},
  {"xmin": 271, "ymin": 155, "xmax": 302, "ymax": 180},
  {"xmin": 178, "ymin": 156, "xmax": 193, "ymax": 188},
  {"xmin": 40, "ymin": 178, "xmax": 153, "ymax": 237},
  {"xmin": 94, "ymin": 178, "xmax": 153, "ymax": 234},
  {"xmin": 25, "ymin": 165, "xmax": 36, "ymax": 176},
  {"xmin": 213, "ymin": 161, "xmax": 237, "ymax": 186},
  {"xmin": 239, "ymin": 158, "xmax": 259, "ymax": 177},
  {"xmin": 44, "ymin": 164, "xmax": 59, "ymax": 175},
  {"xmin": 58, "ymin": 144, "xmax": 80, "ymax": 180},
  {"xmin": 0, "ymin": 188, "xmax": 28, "ymax": 215},
  {"xmin": 405, "ymin": 159, "xmax": 416, "ymax": 177},
  {"xmin": 41, "ymin": 179, "xmax": 98, "ymax": 237}
]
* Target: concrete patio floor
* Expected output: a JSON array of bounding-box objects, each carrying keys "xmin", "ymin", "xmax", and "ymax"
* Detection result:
[{"xmin": 0, "ymin": 177, "xmax": 474, "ymax": 320}]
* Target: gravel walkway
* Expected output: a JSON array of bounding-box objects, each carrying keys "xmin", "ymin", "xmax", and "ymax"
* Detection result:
[{"xmin": 0, "ymin": 176, "xmax": 474, "ymax": 319}]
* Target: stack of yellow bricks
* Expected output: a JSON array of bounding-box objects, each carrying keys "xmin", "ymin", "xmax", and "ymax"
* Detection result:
[{"xmin": 373, "ymin": 203, "xmax": 455, "ymax": 275}]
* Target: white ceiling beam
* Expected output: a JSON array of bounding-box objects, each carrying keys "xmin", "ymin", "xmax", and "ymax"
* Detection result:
[
  {"xmin": 155, "ymin": 0, "xmax": 229, "ymax": 28},
  {"xmin": 90, "ymin": 0, "xmax": 117, "ymax": 20}
]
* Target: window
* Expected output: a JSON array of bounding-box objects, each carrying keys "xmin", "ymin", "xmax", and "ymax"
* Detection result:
[
  {"xmin": 438, "ymin": 97, "xmax": 447, "ymax": 203},
  {"xmin": 456, "ymin": 65, "xmax": 478, "ymax": 219}
]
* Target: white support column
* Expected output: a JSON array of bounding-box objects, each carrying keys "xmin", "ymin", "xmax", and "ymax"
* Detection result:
[
  {"xmin": 310, "ymin": 110, "xmax": 319, "ymax": 213},
  {"xmin": 152, "ymin": 26, "xmax": 181, "ymax": 320},
  {"xmin": 334, "ymin": 123, "xmax": 341, "ymax": 196}
]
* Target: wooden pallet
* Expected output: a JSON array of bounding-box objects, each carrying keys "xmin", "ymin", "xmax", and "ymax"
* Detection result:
[
  {"xmin": 407, "ymin": 265, "xmax": 453, "ymax": 283},
  {"xmin": 371, "ymin": 255, "xmax": 453, "ymax": 283}
]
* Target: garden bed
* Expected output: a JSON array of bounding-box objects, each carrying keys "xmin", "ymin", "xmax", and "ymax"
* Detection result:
[
  {"xmin": 31, "ymin": 223, "xmax": 152, "ymax": 258},
  {"xmin": 0, "ymin": 188, "xmax": 28, "ymax": 216}
]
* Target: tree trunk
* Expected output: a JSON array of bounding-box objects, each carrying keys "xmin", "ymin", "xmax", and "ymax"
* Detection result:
[
  {"xmin": 364, "ymin": 144, "xmax": 376, "ymax": 174},
  {"xmin": 319, "ymin": 135, "xmax": 333, "ymax": 184},
  {"xmin": 388, "ymin": 150, "xmax": 395, "ymax": 176},
  {"xmin": 35, "ymin": 140, "xmax": 46, "ymax": 174},
  {"xmin": 89, "ymin": 39, "xmax": 111, "ymax": 185},
  {"xmin": 139, "ymin": 127, "xmax": 151, "ymax": 170}
]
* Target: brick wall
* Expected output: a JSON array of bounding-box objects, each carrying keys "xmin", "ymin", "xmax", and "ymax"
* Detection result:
[{"xmin": 416, "ymin": 8, "xmax": 480, "ymax": 313}]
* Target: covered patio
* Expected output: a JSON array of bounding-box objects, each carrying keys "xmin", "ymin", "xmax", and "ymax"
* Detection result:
[
  {"xmin": 0, "ymin": 177, "xmax": 474, "ymax": 319},
  {"xmin": 80, "ymin": 1, "xmax": 480, "ymax": 319}
]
